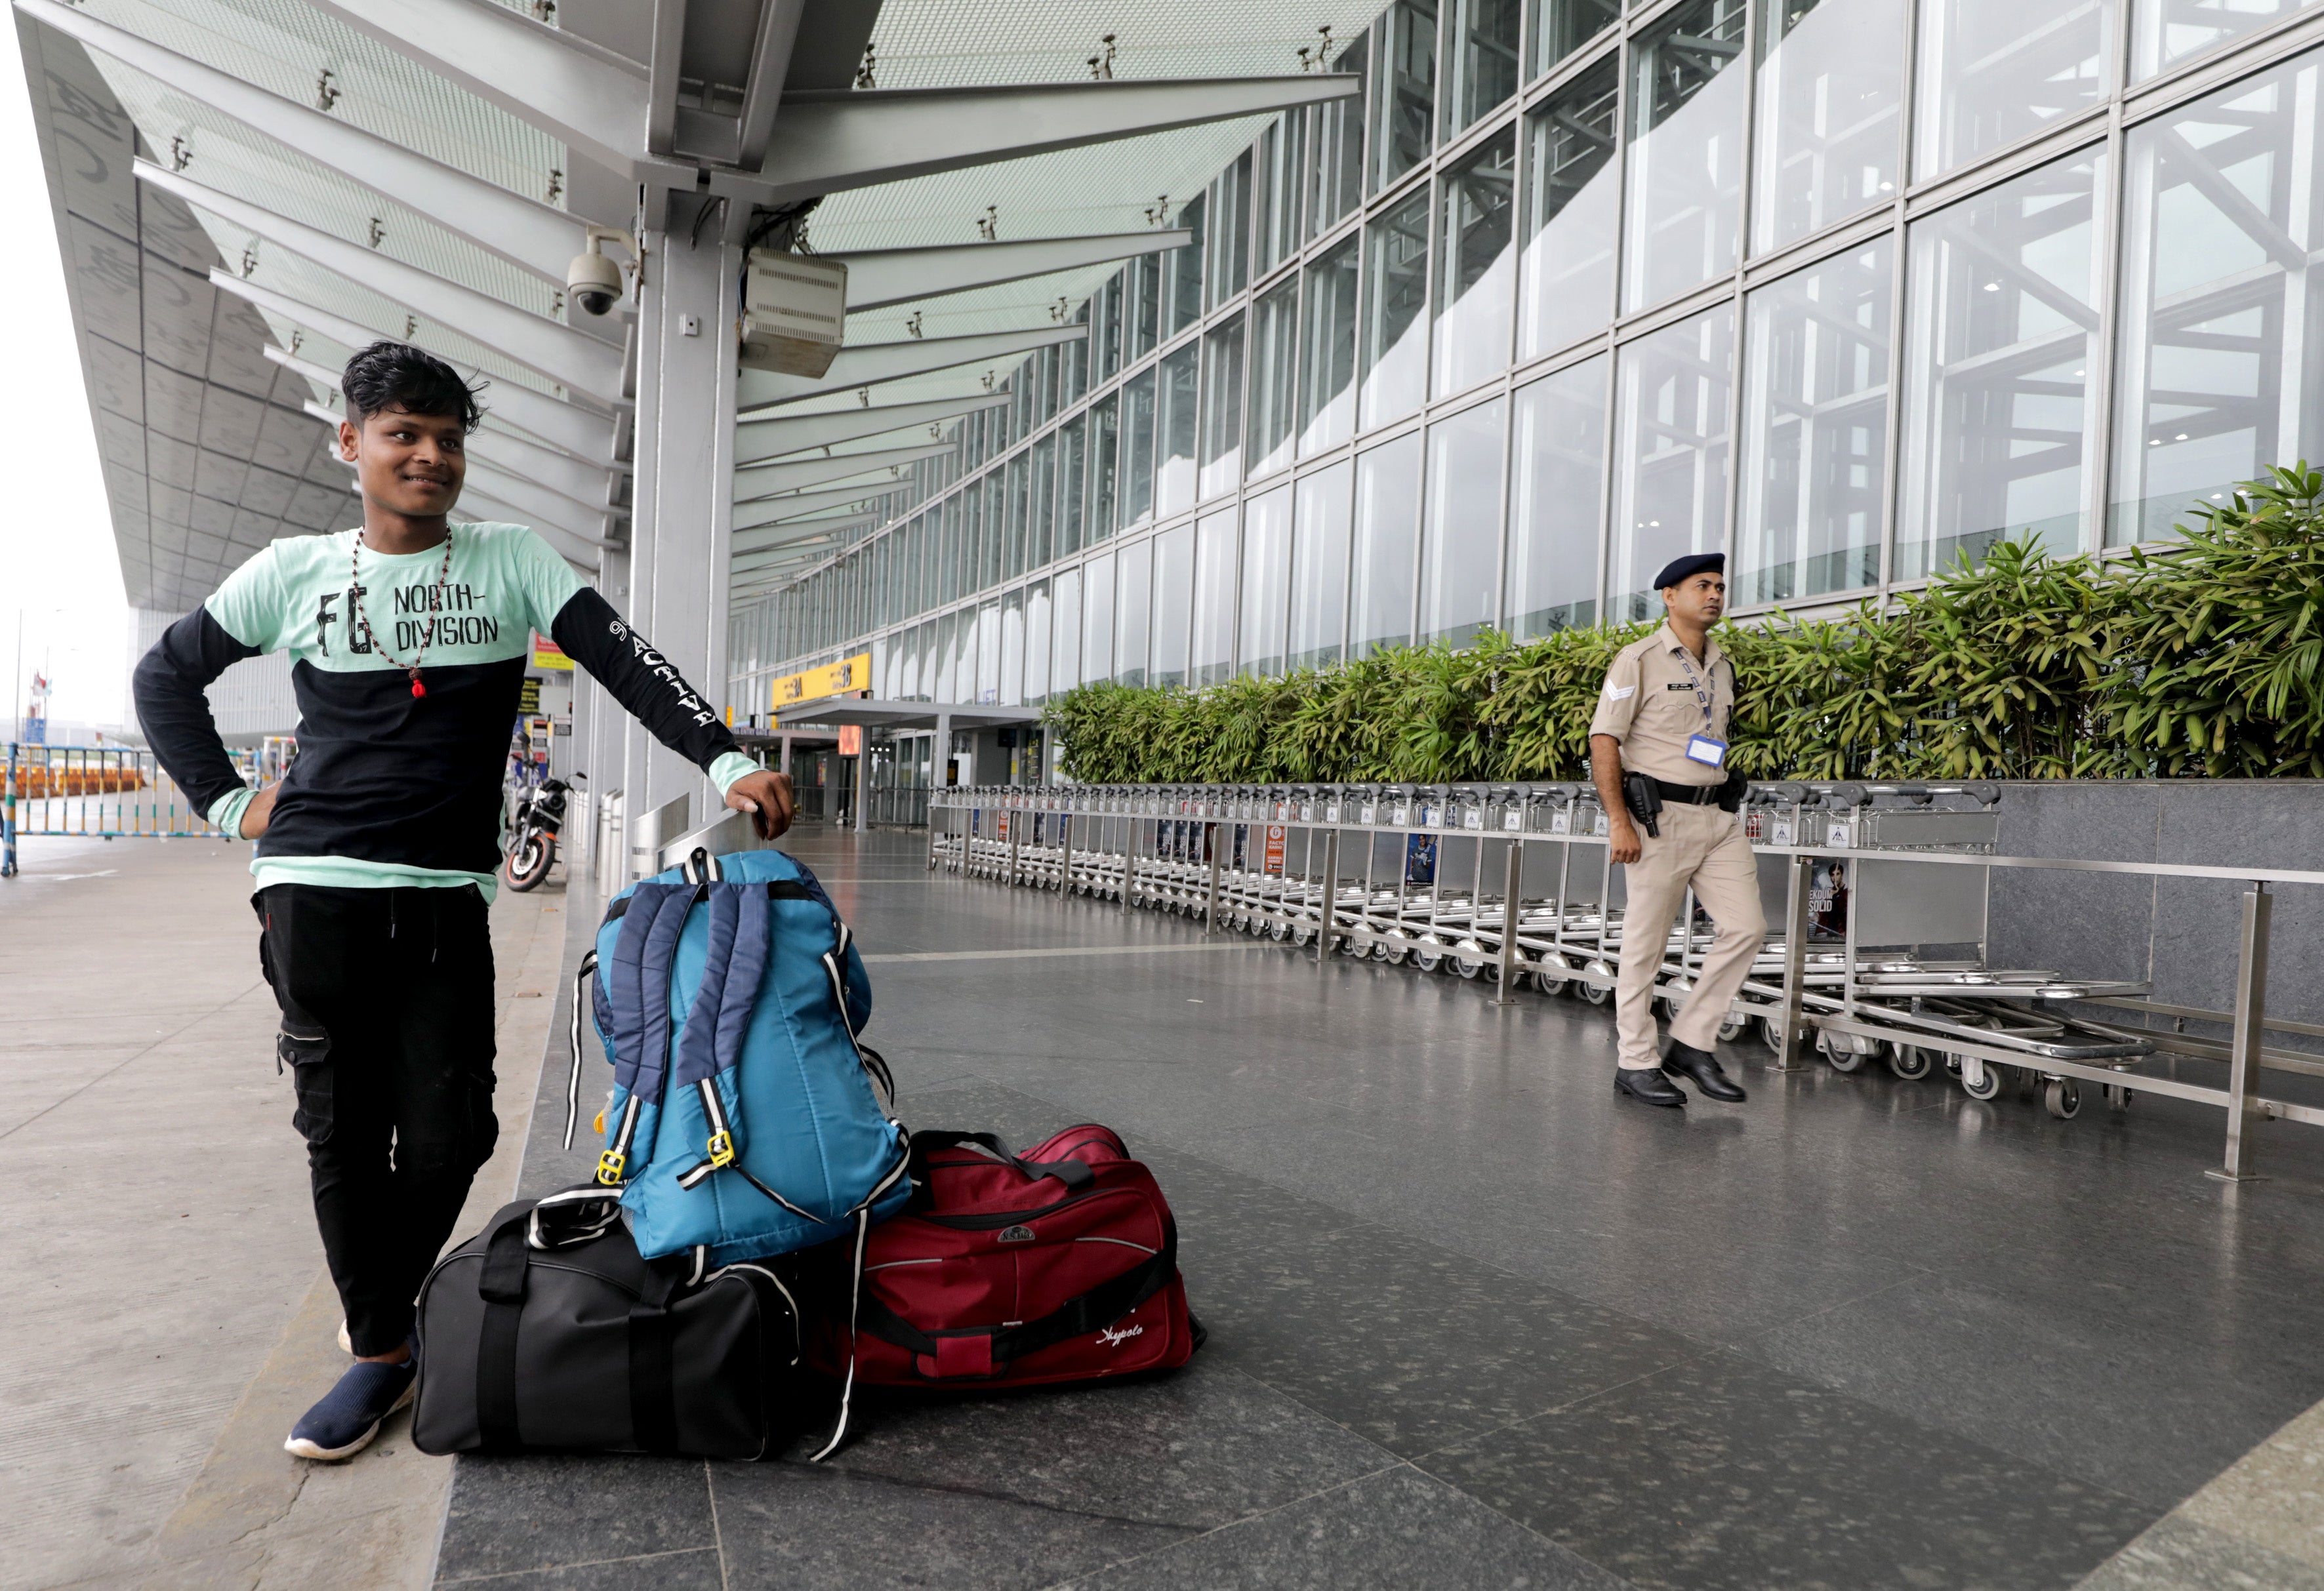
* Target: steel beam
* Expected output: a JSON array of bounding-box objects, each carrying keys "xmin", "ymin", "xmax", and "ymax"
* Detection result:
[
  {"xmin": 26, "ymin": 0, "xmax": 582, "ymax": 283},
  {"xmin": 466, "ymin": 459, "xmax": 615, "ymax": 540},
  {"xmin": 736, "ymin": 393, "xmax": 1009, "ymax": 464},
  {"xmin": 235, "ymin": 283, "xmax": 619, "ymax": 461},
  {"xmin": 733, "ymin": 485, "xmax": 896, "ymax": 531},
  {"xmin": 739, "ymin": 325, "xmax": 1086, "ymax": 412},
  {"xmin": 294, "ymin": 0, "xmax": 656, "ymax": 178},
  {"xmin": 733, "ymin": 441, "xmax": 953, "ymax": 500},
  {"xmin": 735, "ymin": 0, "xmax": 807, "ymax": 169},
  {"xmin": 733, "ymin": 516, "xmax": 874, "ymax": 555},
  {"xmin": 142, "ymin": 165, "xmax": 624, "ymax": 398},
  {"xmin": 460, "ymin": 496, "xmax": 605, "ymax": 571},
  {"xmin": 835, "ymin": 230, "xmax": 1192, "ymax": 313},
  {"xmin": 755, "ymin": 76, "xmax": 1360, "ymax": 203}
]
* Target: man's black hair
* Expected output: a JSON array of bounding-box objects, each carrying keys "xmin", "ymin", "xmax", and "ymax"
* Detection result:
[{"xmin": 342, "ymin": 341, "xmax": 483, "ymax": 432}]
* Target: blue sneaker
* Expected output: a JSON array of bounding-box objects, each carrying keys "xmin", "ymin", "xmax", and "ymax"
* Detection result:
[{"xmin": 284, "ymin": 1352, "xmax": 418, "ymax": 1460}]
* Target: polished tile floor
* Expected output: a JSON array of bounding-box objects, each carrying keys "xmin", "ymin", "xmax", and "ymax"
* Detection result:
[{"xmin": 434, "ymin": 828, "xmax": 2324, "ymax": 1590}]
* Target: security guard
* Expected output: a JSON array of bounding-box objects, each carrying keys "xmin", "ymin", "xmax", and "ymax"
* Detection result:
[{"xmin": 1588, "ymin": 552, "xmax": 1763, "ymax": 1108}]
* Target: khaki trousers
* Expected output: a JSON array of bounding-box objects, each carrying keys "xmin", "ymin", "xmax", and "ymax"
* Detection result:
[{"xmin": 1613, "ymin": 800, "xmax": 1766, "ymax": 1070}]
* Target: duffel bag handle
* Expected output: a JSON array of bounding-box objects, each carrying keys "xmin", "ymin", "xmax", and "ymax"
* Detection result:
[{"xmin": 909, "ymin": 1130, "xmax": 1094, "ymax": 1190}]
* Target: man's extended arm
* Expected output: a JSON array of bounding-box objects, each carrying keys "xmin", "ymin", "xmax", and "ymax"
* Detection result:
[{"xmin": 547, "ymin": 587, "xmax": 792, "ymax": 837}]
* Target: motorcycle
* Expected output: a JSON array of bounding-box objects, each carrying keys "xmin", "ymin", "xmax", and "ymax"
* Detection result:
[{"xmin": 504, "ymin": 770, "xmax": 582, "ymax": 892}]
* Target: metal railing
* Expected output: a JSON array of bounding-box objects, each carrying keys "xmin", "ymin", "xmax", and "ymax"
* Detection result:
[
  {"xmin": 3, "ymin": 743, "xmax": 245, "ymax": 874},
  {"xmin": 928, "ymin": 780, "xmax": 2324, "ymax": 1184}
]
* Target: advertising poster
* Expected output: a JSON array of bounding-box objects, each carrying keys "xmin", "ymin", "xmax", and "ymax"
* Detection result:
[
  {"xmin": 1405, "ymin": 833, "xmax": 1438, "ymax": 885},
  {"xmin": 1263, "ymin": 823, "xmax": 1286, "ymax": 876},
  {"xmin": 1809, "ymin": 858, "xmax": 1850, "ymax": 941}
]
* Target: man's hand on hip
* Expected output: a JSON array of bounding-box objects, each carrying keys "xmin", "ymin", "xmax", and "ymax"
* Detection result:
[
  {"xmin": 239, "ymin": 784, "xmax": 279, "ymax": 840},
  {"xmin": 725, "ymin": 769, "xmax": 795, "ymax": 840}
]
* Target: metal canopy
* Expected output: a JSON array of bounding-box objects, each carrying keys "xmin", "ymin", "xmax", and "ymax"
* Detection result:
[{"xmin": 775, "ymin": 699, "xmax": 1044, "ymax": 732}]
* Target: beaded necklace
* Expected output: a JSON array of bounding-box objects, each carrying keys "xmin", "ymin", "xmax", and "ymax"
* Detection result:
[{"xmin": 348, "ymin": 527, "xmax": 455, "ymax": 699}]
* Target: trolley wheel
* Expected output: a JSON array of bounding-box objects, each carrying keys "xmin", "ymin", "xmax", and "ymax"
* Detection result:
[
  {"xmin": 1757, "ymin": 1015, "xmax": 1786, "ymax": 1053},
  {"xmin": 1958, "ymin": 1057, "xmax": 2006, "ymax": 1101},
  {"xmin": 1292, "ymin": 922, "xmax": 1315, "ymax": 948},
  {"xmin": 1412, "ymin": 938, "xmax": 1444, "ymax": 973},
  {"xmin": 1340, "ymin": 933, "xmax": 1370, "ymax": 957},
  {"xmin": 1819, "ymin": 1030, "xmax": 1865, "ymax": 1074},
  {"xmin": 1717, "ymin": 1011, "xmax": 1749, "ymax": 1044},
  {"xmin": 2044, "ymin": 1077, "xmax": 2082, "ymax": 1119},
  {"xmin": 2104, "ymin": 1083, "xmax": 2134, "ymax": 1111},
  {"xmin": 1577, "ymin": 963, "xmax": 1613, "ymax": 1006},
  {"xmin": 1887, "ymin": 1043, "xmax": 1934, "ymax": 1081},
  {"xmin": 1454, "ymin": 952, "xmax": 1487, "ymax": 980},
  {"xmin": 1267, "ymin": 918, "xmax": 1290, "ymax": 942}
]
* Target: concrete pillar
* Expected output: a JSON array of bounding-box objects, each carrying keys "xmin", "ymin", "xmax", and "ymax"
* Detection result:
[{"xmin": 621, "ymin": 192, "xmax": 741, "ymax": 882}]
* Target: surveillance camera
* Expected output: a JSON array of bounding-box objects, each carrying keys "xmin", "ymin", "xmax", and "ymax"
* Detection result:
[{"xmin": 567, "ymin": 226, "xmax": 637, "ymax": 317}]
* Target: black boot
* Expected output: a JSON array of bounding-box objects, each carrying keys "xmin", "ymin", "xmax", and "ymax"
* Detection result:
[
  {"xmin": 1616, "ymin": 1067, "xmax": 1686, "ymax": 1108},
  {"xmin": 1663, "ymin": 1041, "xmax": 1746, "ymax": 1102}
]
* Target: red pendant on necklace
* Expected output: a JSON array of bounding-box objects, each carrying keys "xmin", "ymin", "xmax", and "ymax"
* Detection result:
[{"xmin": 410, "ymin": 674, "xmax": 428, "ymax": 699}]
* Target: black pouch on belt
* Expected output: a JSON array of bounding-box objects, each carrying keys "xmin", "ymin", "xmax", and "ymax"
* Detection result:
[
  {"xmin": 1716, "ymin": 769, "xmax": 1747, "ymax": 813},
  {"xmin": 1620, "ymin": 772, "xmax": 1662, "ymax": 838}
]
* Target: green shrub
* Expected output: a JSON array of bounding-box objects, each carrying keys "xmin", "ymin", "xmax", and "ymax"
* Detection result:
[{"xmin": 1043, "ymin": 470, "xmax": 2324, "ymax": 784}]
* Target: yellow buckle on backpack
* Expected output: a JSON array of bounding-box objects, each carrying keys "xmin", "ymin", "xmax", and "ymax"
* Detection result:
[
  {"xmin": 706, "ymin": 1130, "xmax": 735, "ymax": 1169},
  {"xmin": 594, "ymin": 1149, "xmax": 627, "ymax": 1186}
]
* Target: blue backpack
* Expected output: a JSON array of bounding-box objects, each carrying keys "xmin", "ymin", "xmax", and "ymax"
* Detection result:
[{"xmin": 562, "ymin": 847, "xmax": 910, "ymax": 1268}]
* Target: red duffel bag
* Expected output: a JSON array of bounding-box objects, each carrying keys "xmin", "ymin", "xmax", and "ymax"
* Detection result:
[{"xmin": 806, "ymin": 1125, "xmax": 1202, "ymax": 1445}]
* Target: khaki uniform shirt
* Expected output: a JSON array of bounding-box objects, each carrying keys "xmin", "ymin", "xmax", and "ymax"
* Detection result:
[{"xmin": 1588, "ymin": 621, "xmax": 1736, "ymax": 787}]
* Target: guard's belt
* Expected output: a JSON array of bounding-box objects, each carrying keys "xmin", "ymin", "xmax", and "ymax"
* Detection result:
[{"xmin": 1652, "ymin": 778, "xmax": 1724, "ymax": 806}]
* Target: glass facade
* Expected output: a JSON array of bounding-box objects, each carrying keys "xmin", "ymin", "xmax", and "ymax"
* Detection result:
[{"xmin": 731, "ymin": 0, "xmax": 2324, "ymax": 727}]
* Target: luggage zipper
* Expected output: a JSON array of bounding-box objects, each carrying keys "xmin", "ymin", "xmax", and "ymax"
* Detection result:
[{"xmin": 918, "ymin": 1186, "xmax": 1133, "ymax": 1230}]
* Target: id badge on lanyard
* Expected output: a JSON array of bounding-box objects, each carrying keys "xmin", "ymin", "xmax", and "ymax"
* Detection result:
[{"xmin": 1677, "ymin": 649, "xmax": 1727, "ymax": 768}]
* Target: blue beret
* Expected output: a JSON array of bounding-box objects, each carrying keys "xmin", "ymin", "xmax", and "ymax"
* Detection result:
[{"xmin": 1654, "ymin": 552, "xmax": 1725, "ymax": 591}]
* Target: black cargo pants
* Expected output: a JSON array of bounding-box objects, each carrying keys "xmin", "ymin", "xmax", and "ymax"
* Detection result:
[{"xmin": 256, "ymin": 883, "xmax": 499, "ymax": 1356}]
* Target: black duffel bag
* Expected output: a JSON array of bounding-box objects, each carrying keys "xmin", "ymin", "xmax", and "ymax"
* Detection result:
[{"xmin": 412, "ymin": 1188, "xmax": 805, "ymax": 1459}]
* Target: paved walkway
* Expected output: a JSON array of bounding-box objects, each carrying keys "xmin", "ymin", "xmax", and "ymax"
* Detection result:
[
  {"xmin": 0, "ymin": 832, "xmax": 563, "ymax": 1591},
  {"xmin": 430, "ymin": 826, "xmax": 2324, "ymax": 1591}
]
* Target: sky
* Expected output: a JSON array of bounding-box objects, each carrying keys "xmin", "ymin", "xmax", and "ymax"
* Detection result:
[{"xmin": 2, "ymin": 18, "xmax": 133, "ymax": 736}]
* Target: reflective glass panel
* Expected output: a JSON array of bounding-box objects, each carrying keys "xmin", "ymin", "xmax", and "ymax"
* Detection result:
[
  {"xmin": 1061, "ymin": 310, "xmax": 1090, "ymax": 407},
  {"xmin": 1351, "ymin": 433, "xmax": 1425, "ymax": 655},
  {"xmin": 1026, "ymin": 580, "xmax": 1051, "ymax": 704},
  {"xmin": 1089, "ymin": 392, "xmax": 1120, "ymax": 539},
  {"xmin": 1192, "ymin": 510, "xmax": 1238, "ymax": 685},
  {"xmin": 1201, "ymin": 314, "xmax": 1246, "ymax": 498},
  {"xmin": 2134, "ymin": 0, "xmax": 2319, "ymax": 79},
  {"xmin": 1897, "ymin": 149, "xmax": 2103, "ymax": 576},
  {"xmin": 1124, "ymin": 369, "xmax": 1158, "ymax": 526},
  {"xmin": 934, "ymin": 609, "xmax": 957, "ymax": 700},
  {"xmin": 1208, "ymin": 153, "xmax": 1253, "ymax": 308},
  {"xmin": 1442, "ymin": 0, "xmax": 1521, "ymax": 138},
  {"xmin": 1738, "ymin": 239, "xmax": 1894, "ymax": 604},
  {"xmin": 1915, "ymin": 0, "xmax": 2114, "ymax": 179},
  {"xmin": 1115, "ymin": 539, "xmax": 1151, "ymax": 685},
  {"xmin": 1096, "ymin": 271, "xmax": 1126, "ymax": 380},
  {"xmin": 2112, "ymin": 54, "xmax": 2324, "ymax": 542},
  {"xmin": 1752, "ymin": 0, "xmax": 1905, "ymax": 255},
  {"xmin": 976, "ymin": 599, "xmax": 1002, "ymax": 702},
  {"xmin": 1083, "ymin": 550, "xmax": 1115, "ymax": 681},
  {"xmin": 1374, "ymin": 0, "xmax": 1440, "ymax": 190},
  {"xmin": 1360, "ymin": 188, "xmax": 1432, "ymax": 430},
  {"xmin": 1000, "ymin": 588, "xmax": 1025, "ymax": 706},
  {"xmin": 918, "ymin": 616, "xmax": 939, "ymax": 699},
  {"xmin": 1168, "ymin": 193, "xmax": 1207, "ymax": 337},
  {"xmin": 1529, "ymin": 0, "xmax": 1620, "ymax": 77},
  {"xmin": 1623, "ymin": 0, "xmax": 1749, "ymax": 313},
  {"xmin": 1241, "ymin": 483, "xmax": 1294, "ymax": 677},
  {"xmin": 1128, "ymin": 252, "xmax": 1162, "ymax": 359},
  {"xmin": 1254, "ymin": 112, "xmax": 1308, "ymax": 277},
  {"xmin": 1419, "ymin": 397, "xmax": 1507, "ymax": 647},
  {"xmin": 1029, "ymin": 435, "xmax": 1057, "ymax": 569},
  {"xmin": 958, "ymin": 483, "xmax": 982, "ymax": 596},
  {"xmin": 1307, "ymin": 35, "xmax": 1369, "ymax": 236},
  {"xmin": 1158, "ymin": 344, "xmax": 1200, "ymax": 515},
  {"xmin": 1519, "ymin": 58, "xmax": 1620, "ymax": 359},
  {"xmin": 1249, "ymin": 278, "xmax": 1300, "ymax": 479},
  {"xmin": 1290, "ymin": 460, "xmax": 1353, "ymax": 669},
  {"xmin": 1004, "ymin": 453, "xmax": 1029, "ymax": 578},
  {"xmin": 1299, "ymin": 235, "xmax": 1362, "ymax": 454},
  {"xmin": 1434, "ymin": 127, "xmax": 1517, "ymax": 397},
  {"xmin": 1053, "ymin": 566, "xmax": 1082, "ymax": 689},
  {"xmin": 1059, "ymin": 414, "xmax": 1087, "ymax": 556},
  {"xmin": 1151, "ymin": 524, "xmax": 1194, "ymax": 688},
  {"xmin": 953, "ymin": 607, "xmax": 978, "ymax": 702},
  {"xmin": 1610, "ymin": 302, "xmax": 1734, "ymax": 620}
]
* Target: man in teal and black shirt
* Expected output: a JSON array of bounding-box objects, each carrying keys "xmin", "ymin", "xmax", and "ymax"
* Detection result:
[{"xmin": 134, "ymin": 342, "xmax": 792, "ymax": 1460}]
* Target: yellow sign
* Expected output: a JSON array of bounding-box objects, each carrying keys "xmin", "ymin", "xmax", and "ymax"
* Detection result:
[
  {"xmin": 772, "ymin": 651, "xmax": 870, "ymax": 710},
  {"xmin": 531, "ymin": 634, "xmax": 573, "ymax": 672}
]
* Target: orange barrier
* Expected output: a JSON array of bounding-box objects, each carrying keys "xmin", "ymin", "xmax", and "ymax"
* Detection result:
[{"xmin": 6, "ymin": 768, "xmax": 149, "ymax": 797}]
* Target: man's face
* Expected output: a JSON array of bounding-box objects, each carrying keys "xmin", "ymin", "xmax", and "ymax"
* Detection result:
[
  {"xmin": 339, "ymin": 405, "xmax": 465, "ymax": 518},
  {"xmin": 1663, "ymin": 571, "xmax": 1726, "ymax": 627}
]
